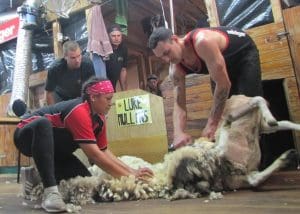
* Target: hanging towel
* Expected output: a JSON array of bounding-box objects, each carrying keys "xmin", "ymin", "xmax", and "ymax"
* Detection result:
[
  {"xmin": 87, "ymin": 5, "xmax": 113, "ymax": 57},
  {"xmin": 113, "ymin": 0, "xmax": 128, "ymax": 35}
]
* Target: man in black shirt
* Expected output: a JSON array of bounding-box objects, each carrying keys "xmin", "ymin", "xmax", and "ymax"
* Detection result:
[
  {"xmin": 45, "ymin": 41, "xmax": 95, "ymax": 104},
  {"xmin": 106, "ymin": 24, "xmax": 128, "ymax": 91}
]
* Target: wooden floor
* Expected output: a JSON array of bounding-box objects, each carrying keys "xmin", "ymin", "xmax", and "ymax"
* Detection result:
[{"xmin": 1, "ymin": 173, "xmax": 300, "ymax": 214}]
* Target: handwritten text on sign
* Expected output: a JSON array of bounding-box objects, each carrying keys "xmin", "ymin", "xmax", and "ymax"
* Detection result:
[{"xmin": 116, "ymin": 95, "xmax": 152, "ymax": 126}]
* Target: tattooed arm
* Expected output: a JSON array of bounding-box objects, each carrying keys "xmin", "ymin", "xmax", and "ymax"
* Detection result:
[
  {"xmin": 203, "ymin": 87, "xmax": 229, "ymax": 140},
  {"xmin": 193, "ymin": 31, "xmax": 231, "ymax": 140}
]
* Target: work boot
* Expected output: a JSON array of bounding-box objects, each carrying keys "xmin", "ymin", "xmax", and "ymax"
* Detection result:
[
  {"xmin": 41, "ymin": 190, "xmax": 66, "ymax": 213},
  {"xmin": 20, "ymin": 166, "xmax": 41, "ymax": 199}
]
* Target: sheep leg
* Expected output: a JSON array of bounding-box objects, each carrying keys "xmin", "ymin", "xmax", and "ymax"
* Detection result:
[
  {"xmin": 226, "ymin": 101, "xmax": 258, "ymax": 122},
  {"xmin": 256, "ymin": 94, "xmax": 300, "ymax": 133},
  {"xmin": 262, "ymin": 120, "xmax": 300, "ymax": 134},
  {"xmin": 225, "ymin": 149, "xmax": 297, "ymax": 189},
  {"xmin": 254, "ymin": 96, "xmax": 278, "ymax": 126},
  {"xmin": 246, "ymin": 149, "xmax": 297, "ymax": 187},
  {"xmin": 226, "ymin": 96, "xmax": 277, "ymax": 126}
]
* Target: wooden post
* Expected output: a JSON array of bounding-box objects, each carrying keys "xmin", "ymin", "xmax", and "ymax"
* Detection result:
[
  {"xmin": 136, "ymin": 54, "xmax": 147, "ymax": 90},
  {"xmin": 85, "ymin": 8, "xmax": 92, "ymax": 38},
  {"xmin": 283, "ymin": 77, "xmax": 300, "ymax": 153},
  {"xmin": 204, "ymin": 0, "xmax": 220, "ymax": 27},
  {"xmin": 283, "ymin": 6, "xmax": 300, "ymax": 94},
  {"xmin": 0, "ymin": 94, "xmax": 30, "ymax": 168},
  {"xmin": 270, "ymin": 0, "xmax": 283, "ymax": 23},
  {"xmin": 52, "ymin": 21, "xmax": 63, "ymax": 58}
]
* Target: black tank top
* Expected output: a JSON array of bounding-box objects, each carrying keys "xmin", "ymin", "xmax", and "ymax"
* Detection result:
[{"xmin": 179, "ymin": 26, "xmax": 254, "ymax": 75}]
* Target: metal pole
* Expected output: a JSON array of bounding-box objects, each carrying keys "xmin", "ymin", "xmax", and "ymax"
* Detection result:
[{"xmin": 169, "ymin": 0, "xmax": 175, "ymax": 33}]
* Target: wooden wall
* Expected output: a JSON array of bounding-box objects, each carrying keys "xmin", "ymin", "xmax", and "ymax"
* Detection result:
[
  {"xmin": 0, "ymin": 94, "xmax": 30, "ymax": 167},
  {"xmin": 284, "ymin": 77, "xmax": 300, "ymax": 152},
  {"xmin": 161, "ymin": 75, "xmax": 213, "ymax": 144},
  {"xmin": 247, "ymin": 22, "xmax": 294, "ymax": 80},
  {"xmin": 283, "ymin": 6, "xmax": 300, "ymax": 92}
]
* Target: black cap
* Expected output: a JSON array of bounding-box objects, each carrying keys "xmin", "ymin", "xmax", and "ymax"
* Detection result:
[
  {"xmin": 107, "ymin": 24, "xmax": 121, "ymax": 34},
  {"xmin": 147, "ymin": 74, "xmax": 158, "ymax": 81}
]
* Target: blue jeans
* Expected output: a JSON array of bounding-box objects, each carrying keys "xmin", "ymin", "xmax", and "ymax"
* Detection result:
[{"xmin": 92, "ymin": 53, "xmax": 107, "ymax": 78}]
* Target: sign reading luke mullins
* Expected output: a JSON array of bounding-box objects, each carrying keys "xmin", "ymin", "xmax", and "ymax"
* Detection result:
[{"xmin": 116, "ymin": 94, "xmax": 152, "ymax": 126}]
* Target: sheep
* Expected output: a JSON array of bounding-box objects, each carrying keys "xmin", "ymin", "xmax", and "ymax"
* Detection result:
[
  {"xmin": 27, "ymin": 156, "xmax": 173, "ymax": 205},
  {"xmin": 168, "ymin": 95, "xmax": 300, "ymax": 193},
  {"xmin": 26, "ymin": 95, "xmax": 300, "ymax": 207}
]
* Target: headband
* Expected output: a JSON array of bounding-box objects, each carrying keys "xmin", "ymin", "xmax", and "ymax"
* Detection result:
[{"xmin": 86, "ymin": 80, "xmax": 114, "ymax": 95}]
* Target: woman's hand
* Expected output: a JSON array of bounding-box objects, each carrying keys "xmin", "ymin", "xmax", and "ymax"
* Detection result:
[{"xmin": 133, "ymin": 167, "xmax": 154, "ymax": 181}]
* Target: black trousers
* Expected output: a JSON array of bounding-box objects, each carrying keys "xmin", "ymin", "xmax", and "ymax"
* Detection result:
[{"xmin": 14, "ymin": 117, "xmax": 91, "ymax": 188}]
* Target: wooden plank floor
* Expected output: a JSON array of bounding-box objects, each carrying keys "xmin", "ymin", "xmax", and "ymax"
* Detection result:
[{"xmin": 1, "ymin": 173, "xmax": 300, "ymax": 214}]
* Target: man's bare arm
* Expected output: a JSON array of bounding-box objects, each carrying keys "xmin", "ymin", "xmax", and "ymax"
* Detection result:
[
  {"xmin": 194, "ymin": 32, "xmax": 231, "ymax": 138},
  {"xmin": 172, "ymin": 68, "xmax": 187, "ymax": 134},
  {"xmin": 171, "ymin": 65, "xmax": 192, "ymax": 147},
  {"xmin": 46, "ymin": 91, "xmax": 56, "ymax": 105},
  {"xmin": 119, "ymin": 68, "xmax": 128, "ymax": 91}
]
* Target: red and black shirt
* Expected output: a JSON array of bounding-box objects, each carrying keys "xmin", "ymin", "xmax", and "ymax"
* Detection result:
[{"xmin": 17, "ymin": 98, "xmax": 108, "ymax": 150}]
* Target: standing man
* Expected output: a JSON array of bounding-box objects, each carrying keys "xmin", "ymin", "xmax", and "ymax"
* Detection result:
[
  {"xmin": 106, "ymin": 24, "xmax": 128, "ymax": 91},
  {"xmin": 148, "ymin": 27, "xmax": 263, "ymax": 148},
  {"xmin": 45, "ymin": 41, "xmax": 95, "ymax": 105}
]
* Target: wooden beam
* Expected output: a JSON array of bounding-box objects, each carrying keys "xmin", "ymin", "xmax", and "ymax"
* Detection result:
[
  {"xmin": 284, "ymin": 77, "xmax": 300, "ymax": 153},
  {"xmin": 45, "ymin": 0, "xmax": 91, "ymax": 22},
  {"xmin": 29, "ymin": 71, "xmax": 47, "ymax": 88},
  {"xmin": 52, "ymin": 21, "xmax": 63, "ymax": 58},
  {"xmin": 136, "ymin": 54, "xmax": 147, "ymax": 89},
  {"xmin": 270, "ymin": 0, "xmax": 283, "ymax": 23},
  {"xmin": 204, "ymin": 0, "xmax": 220, "ymax": 27},
  {"xmin": 283, "ymin": 6, "xmax": 300, "ymax": 93},
  {"xmin": 85, "ymin": 8, "xmax": 92, "ymax": 36}
]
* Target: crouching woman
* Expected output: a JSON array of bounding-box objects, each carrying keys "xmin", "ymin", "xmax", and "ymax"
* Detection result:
[{"xmin": 13, "ymin": 77, "xmax": 153, "ymax": 213}]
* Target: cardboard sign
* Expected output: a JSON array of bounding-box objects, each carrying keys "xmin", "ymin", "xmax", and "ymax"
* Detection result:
[
  {"xmin": 116, "ymin": 94, "xmax": 152, "ymax": 126},
  {"xmin": 0, "ymin": 17, "xmax": 19, "ymax": 44}
]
